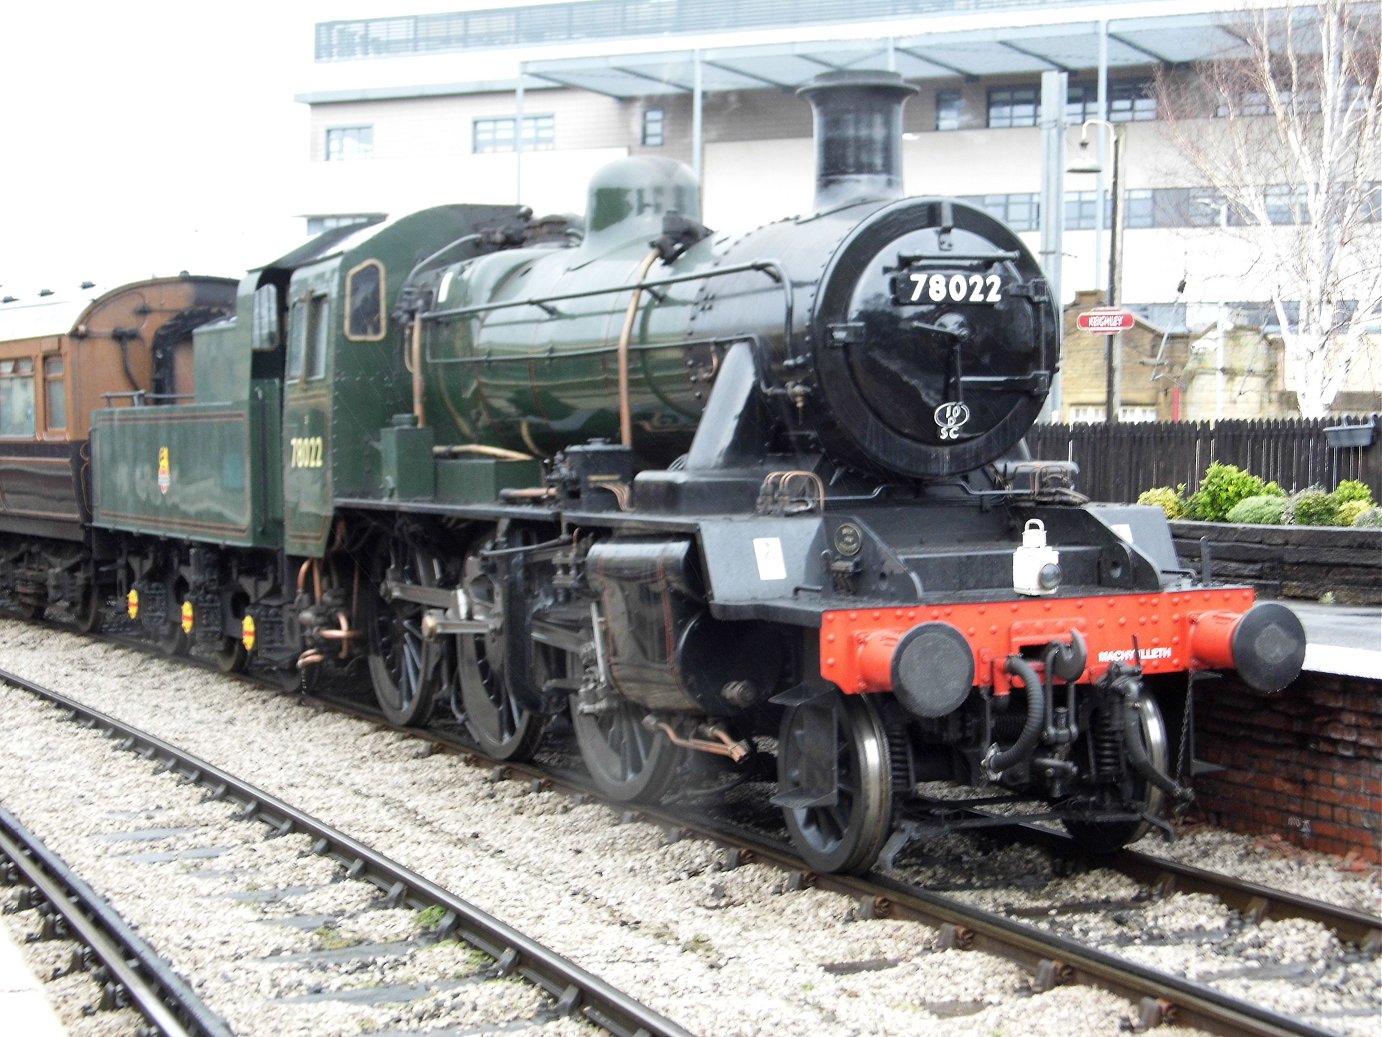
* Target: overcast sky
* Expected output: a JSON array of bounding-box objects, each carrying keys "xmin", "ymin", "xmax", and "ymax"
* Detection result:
[{"xmin": 0, "ymin": 3, "xmax": 316, "ymax": 300}]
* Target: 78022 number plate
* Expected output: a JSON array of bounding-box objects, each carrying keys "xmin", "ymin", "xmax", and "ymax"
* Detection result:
[{"xmin": 892, "ymin": 270, "xmax": 1003, "ymax": 306}]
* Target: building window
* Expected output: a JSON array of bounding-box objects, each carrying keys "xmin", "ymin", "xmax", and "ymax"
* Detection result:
[
  {"xmin": 1108, "ymin": 82, "xmax": 1156, "ymax": 122},
  {"xmin": 988, "ymin": 86, "xmax": 1038, "ymax": 128},
  {"xmin": 0, "ymin": 358, "xmax": 36, "ymax": 437},
  {"xmin": 1065, "ymin": 191, "xmax": 1106, "ymax": 231},
  {"xmin": 1069, "ymin": 405, "xmax": 1106, "ymax": 424},
  {"xmin": 44, "ymin": 356, "xmax": 65, "ymax": 430},
  {"xmin": 961, "ymin": 193, "xmax": 1038, "ymax": 232},
  {"xmin": 1124, "ymin": 189, "xmax": 1155, "ymax": 229},
  {"xmin": 1119, "ymin": 406, "xmax": 1159, "ymax": 423},
  {"xmin": 1067, "ymin": 82, "xmax": 1157, "ymax": 125},
  {"xmin": 935, "ymin": 90, "xmax": 962, "ymax": 131},
  {"xmin": 1264, "ymin": 184, "xmax": 1309, "ymax": 225},
  {"xmin": 473, "ymin": 114, "xmax": 555, "ymax": 154},
  {"xmin": 1065, "ymin": 84, "xmax": 1098, "ymax": 124},
  {"xmin": 642, "ymin": 107, "xmax": 664, "ymax": 146},
  {"xmin": 326, "ymin": 126, "xmax": 373, "ymax": 161}
]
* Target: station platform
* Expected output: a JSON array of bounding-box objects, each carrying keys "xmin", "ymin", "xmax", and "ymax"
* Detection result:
[
  {"xmin": 1281, "ymin": 600, "xmax": 1382, "ymax": 680},
  {"xmin": 0, "ymin": 918, "xmax": 66, "ymax": 1036}
]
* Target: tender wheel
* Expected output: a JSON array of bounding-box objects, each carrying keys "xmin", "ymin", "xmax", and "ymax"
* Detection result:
[
  {"xmin": 215, "ymin": 594, "xmax": 250, "ymax": 674},
  {"xmin": 367, "ymin": 537, "xmax": 445, "ymax": 726},
  {"xmin": 75, "ymin": 581, "xmax": 104, "ymax": 634},
  {"xmin": 456, "ymin": 538, "xmax": 545, "ymax": 761},
  {"xmin": 215, "ymin": 636, "xmax": 248, "ymax": 674},
  {"xmin": 778, "ymin": 694, "xmax": 895, "ymax": 875},
  {"xmin": 1064, "ymin": 695, "xmax": 1169, "ymax": 853},
  {"xmin": 571, "ymin": 697, "xmax": 681, "ymax": 802},
  {"xmin": 16, "ymin": 597, "xmax": 45, "ymax": 622},
  {"xmin": 155, "ymin": 606, "xmax": 189, "ymax": 655}
]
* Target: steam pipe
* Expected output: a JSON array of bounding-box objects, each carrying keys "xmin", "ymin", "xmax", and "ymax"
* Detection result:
[
  {"xmin": 618, "ymin": 251, "xmax": 661, "ymax": 448},
  {"xmin": 986, "ymin": 655, "xmax": 1046, "ymax": 775}
]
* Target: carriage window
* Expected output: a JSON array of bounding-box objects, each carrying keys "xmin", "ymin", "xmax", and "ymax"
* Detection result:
[
  {"xmin": 308, "ymin": 295, "xmax": 329, "ymax": 380},
  {"xmin": 0, "ymin": 358, "xmax": 36, "ymax": 437},
  {"xmin": 252, "ymin": 284, "xmax": 280, "ymax": 350},
  {"xmin": 44, "ymin": 357, "xmax": 65, "ymax": 430},
  {"xmin": 345, "ymin": 260, "xmax": 385, "ymax": 341}
]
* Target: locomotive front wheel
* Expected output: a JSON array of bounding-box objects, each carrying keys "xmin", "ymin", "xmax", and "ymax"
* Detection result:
[
  {"xmin": 778, "ymin": 695, "xmax": 895, "ymax": 875},
  {"xmin": 571, "ymin": 698, "xmax": 681, "ymax": 802},
  {"xmin": 456, "ymin": 540, "xmax": 545, "ymax": 761},
  {"xmin": 1064, "ymin": 696, "xmax": 1169, "ymax": 853},
  {"xmin": 367, "ymin": 538, "xmax": 445, "ymax": 727}
]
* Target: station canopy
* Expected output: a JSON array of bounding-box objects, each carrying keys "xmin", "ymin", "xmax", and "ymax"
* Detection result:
[{"xmin": 518, "ymin": 10, "xmax": 1270, "ymax": 97}]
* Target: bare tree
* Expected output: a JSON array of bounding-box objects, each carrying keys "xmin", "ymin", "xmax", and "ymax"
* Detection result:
[{"xmin": 1155, "ymin": 0, "xmax": 1381, "ymax": 416}]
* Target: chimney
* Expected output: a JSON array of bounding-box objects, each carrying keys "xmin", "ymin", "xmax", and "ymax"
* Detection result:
[{"xmin": 797, "ymin": 70, "xmax": 918, "ymax": 210}]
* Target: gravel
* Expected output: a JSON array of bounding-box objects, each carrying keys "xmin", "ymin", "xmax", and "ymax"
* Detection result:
[{"xmin": 0, "ymin": 617, "xmax": 1377, "ymax": 1036}]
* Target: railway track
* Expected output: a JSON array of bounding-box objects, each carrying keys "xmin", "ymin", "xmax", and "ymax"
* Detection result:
[
  {"xmin": 2, "ymin": 635, "xmax": 1377, "ymax": 1037},
  {"xmin": 0, "ymin": 666, "xmax": 694, "ymax": 1037},
  {"xmin": 307, "ymin": 681, "xmax": 1381, "ymax": 953},
  {"xmin": 0, "ymin": 804, "xmax": 234, "ymax": 1037},
  {"xmin": 300, "ymin": 684, "xmax": 1378, "ymax": 1037}
]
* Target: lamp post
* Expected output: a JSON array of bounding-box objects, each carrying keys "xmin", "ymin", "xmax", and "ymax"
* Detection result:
[{"xmin": 1069, "ymin": 119, "xmax": 1122, "ymax": 423}]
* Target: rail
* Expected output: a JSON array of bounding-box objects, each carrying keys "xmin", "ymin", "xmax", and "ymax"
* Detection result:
[
  {"xmin": 0, "ymin": 667, "xmax": 696, "ymax": 1037},
  {"xmin": 0, "ymin": 804, "xmax": 233, "ymax": 1037},
  {"xmin": 301, "ymin": 684, "xmax": 1370, "ymax": 1037}
]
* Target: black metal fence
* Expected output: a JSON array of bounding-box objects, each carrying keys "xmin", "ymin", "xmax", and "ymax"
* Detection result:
[{"xmin": 1026, "ymin": 415, "xmax": 1382, "ymax": 503}]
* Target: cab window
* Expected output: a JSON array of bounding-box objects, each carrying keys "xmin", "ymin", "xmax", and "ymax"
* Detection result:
[
  {"xmin": 252, "ymin": 284, "xmax": 280, "ymax": 350},
  {"xmin": 345, "ymin": 260, "xmax": 385, "ymax": 341},
  {"xmin": 287, "ymin": 293, "xmax": 330, "ymax": 381},
  {"xmin": 287, "ymin": 298, "xmax": 307, "ymax": 380},
  {"xmin": 308, "ymin": 295, "xmax": 329, "ymax": 379},
  {"xmin": 0, "ymin": 358, "xmax": 36, "ymax": 437}
]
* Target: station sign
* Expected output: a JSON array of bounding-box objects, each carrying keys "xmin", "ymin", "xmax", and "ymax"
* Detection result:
[{"xmin": 1076, "ymin": 307, "xmax": 1135, "ymax": 334}]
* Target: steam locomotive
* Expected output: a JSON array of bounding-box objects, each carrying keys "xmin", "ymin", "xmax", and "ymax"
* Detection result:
[{"xmin": 0, "ymin": 72, "xmax": 1305, "ymax": 873}]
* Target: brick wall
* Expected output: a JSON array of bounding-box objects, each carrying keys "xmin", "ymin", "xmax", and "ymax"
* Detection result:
[{"xmin": 1192, "ymin": 672, "xmax": 1381, "ymax": 857}]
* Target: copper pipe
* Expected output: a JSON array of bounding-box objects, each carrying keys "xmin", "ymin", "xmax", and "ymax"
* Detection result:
[
  {"xmin": 296, "ymin": 558, "xmax": 323, "ymax": 601},
  {"xmin": 433, "ymin": 443, "xmax": 533, "ymax": 461},
  {"xmin": 617, "ymin": 251, "xmax": 661, "ymax": 448},
  {"xmin": 656, "ymin": 722, "xmax": 751, "ymax": 763},
  {"xmin": 318, "ymin": 612, "xmax": 360, "ymax": 663},
  {"xmin": 298, "ymin": 649, "xmax": 324, "ymax": 667}
]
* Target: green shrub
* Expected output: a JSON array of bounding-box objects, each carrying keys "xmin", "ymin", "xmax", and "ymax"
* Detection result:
[
  {"xmin": 1352, "ymin": 506, "xmax": 1382, "ymax": 529},
  {"xmin": 1137, "ymin": 486, "xmax": 1186, "ymax": 520},
  {"xmin": 1262, "ymin": 480, "xmax": 1287, "ymax": 498},
  {"xmin": 1226, "ymin": 494, "xmax": 1288, "ymax": 525},
  {"xmin": 1336, "ymin": 499, "xmax": 1372, "ymax": 526},
  {"xmin": 1289, "ymin": 486, "xmax": 1339, "ymax": 526},
  {"xmin": 1330, "ymin": 479, "xmax": 1375, "ymax": 508},
  {"xmin": 1185, "ymin": 462, "xmax": 1268, "ymax": 522}
]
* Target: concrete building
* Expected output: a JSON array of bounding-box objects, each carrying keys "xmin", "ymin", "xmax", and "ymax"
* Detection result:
[{"xmin": 293, "ymin": 0, "xmax": 1381, "ymax": 421}]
